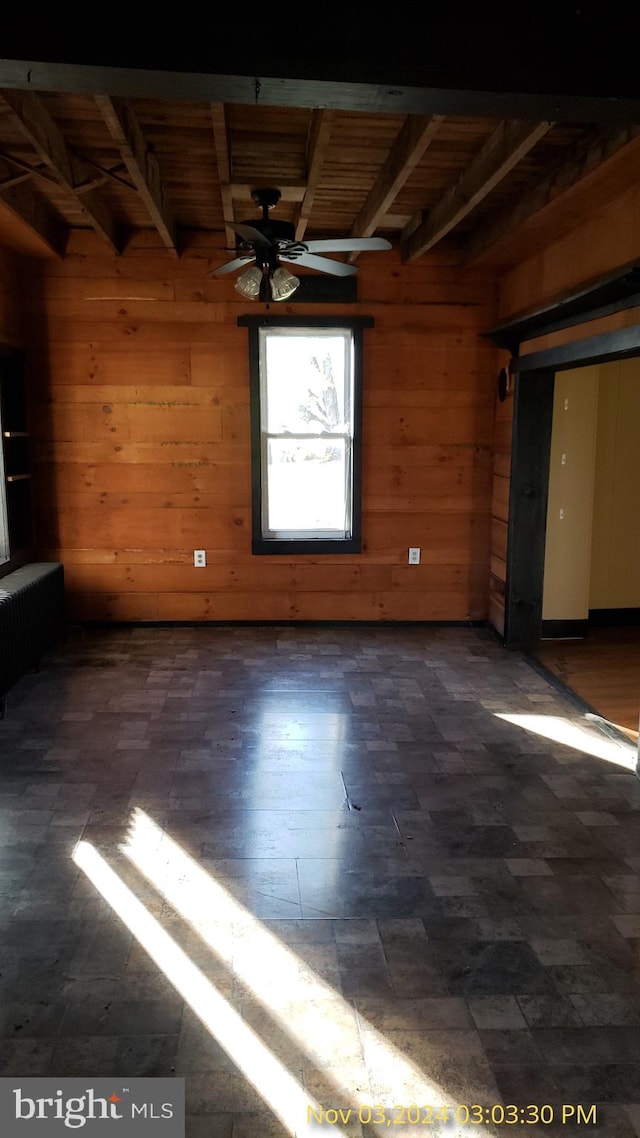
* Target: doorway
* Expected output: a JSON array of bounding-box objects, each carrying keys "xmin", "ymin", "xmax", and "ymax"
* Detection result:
[
  {"xmin": 539, "ymin": 359, "xmax": 640, "ymax": 632},
  {"xmin": 502, "ymin": 322, "xmax": 640, "ymax": 768},
  {"xmin": 533, "ymin": 357, "xmax": 640, "ymax": 744}
]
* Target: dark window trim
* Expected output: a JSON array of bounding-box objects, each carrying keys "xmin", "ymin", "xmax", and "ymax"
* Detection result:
[
  {"xmin": 238, "ymin": 316, "xmax": 375, "ymax": 330},
  {"xmin": 239, "ymin": 315, "xmax": 373, "ymax": 556}
]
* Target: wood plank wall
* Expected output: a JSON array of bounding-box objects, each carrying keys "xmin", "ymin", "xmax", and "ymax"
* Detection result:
[
  {"xmin": 18, "ymin": 231, "xmax": 498, "ymax": 623},
  {"xmin": 498, "ymin": 182, "xmax": 640, "ymax": 323}
]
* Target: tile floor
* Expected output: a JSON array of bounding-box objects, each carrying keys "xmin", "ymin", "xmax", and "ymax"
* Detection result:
[{"xmin": 0, "ymin": 623, "xmax": 639, "ymax": 1137}]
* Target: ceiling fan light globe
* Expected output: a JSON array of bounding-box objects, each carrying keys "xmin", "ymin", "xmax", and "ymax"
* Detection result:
[
  {"xmin": 270, "ymin": 267, "xmax": 300, "ymax": 301},
  {"xmin": 234, "ymin": 266, "xmax": 263, "ymax": 299}
]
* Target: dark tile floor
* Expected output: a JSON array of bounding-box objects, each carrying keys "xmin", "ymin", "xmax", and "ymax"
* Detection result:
[{"xmin": 0, "ymin": 624, "xmax": 639, "ymax": 1137}]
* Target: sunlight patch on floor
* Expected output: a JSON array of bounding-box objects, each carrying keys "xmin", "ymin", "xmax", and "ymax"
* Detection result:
[
  {"xmin": 72, "ymin": 840, "xmax": 328, "ymax": 1137},
  {"xmin": 118, "ymin": 808, "xmax": 495, "ymax": 1136},
  {"xmin": 496, "ymin": 712, "xmax": 637, "ymax": 770}
]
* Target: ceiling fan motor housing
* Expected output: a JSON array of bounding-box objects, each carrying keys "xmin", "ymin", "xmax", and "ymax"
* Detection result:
[
  {"xmin": 237, "ymin": 187, "xmax": 297, "ymax": 253},
  {"xmin": 251, "ymin": 187, "xmax": 281, "ymax": 210}
]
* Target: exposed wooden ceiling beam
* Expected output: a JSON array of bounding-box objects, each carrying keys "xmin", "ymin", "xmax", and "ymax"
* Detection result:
[
  {"xmin": 74, "ymin": 172, "xmax": 116, "ymax": 194},
  {"xmin": 464, "ymin": 124, "xmax": 640, "ymax": 265},
  {"xmin": 0, "ymin": 89, "xmax": 119, "ymax": 251},
  {"xmin": 348, "ymin": 114, "xmax": 444, "ymax": 262},
  {"xmin": 211, "ymin": 103, "xmax": 235, "ymax": 248},
  {"xmin": 74, "ymin": 157, "xmax": 133, "ymax": 192},
  {"xmin": 95, "ymin": 95, "xmax": 178, "ymax": 257},
  {"xmin": 296, "ymin": 109, "xmax": 334, "ymax": 241},
  {"xmin": 402, "ymin": 119, "xmax": 554, "ymax": 263},
  {"xmin": 0, "ymin": 151, "xmax": 57, "ymax": 186},
  {"xmin": 0, "ymin": 148, "xmax": 129, "ymax": 194},
  {"xmin": 0, "ymin": 181, "xmax": 65, "ymax": 255},
  {"xmin": 380, "ymin": 212, "xmax": 412, "ymax": 228},
  {"xmin": 1, "ymin": 58, "xmax": 640, "ymax": 126},
  {"xmin": 0, "ymin": 170, "xmax": 31, "ymax": 190}
]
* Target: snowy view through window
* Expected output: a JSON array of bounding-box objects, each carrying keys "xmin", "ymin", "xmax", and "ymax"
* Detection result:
[{"xmin": 260, "ymin": 330, "xmax": 353, "ymax": 537}]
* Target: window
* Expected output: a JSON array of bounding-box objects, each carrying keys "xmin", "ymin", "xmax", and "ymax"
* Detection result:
[{"xmin": 240, "ymin": 316, "xmax": 372, "ymax": 554}]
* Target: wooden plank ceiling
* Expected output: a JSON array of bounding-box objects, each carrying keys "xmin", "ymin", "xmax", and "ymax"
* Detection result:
[{"xmin": 0, "ymin": 82, "xmax": 639, "ymax": 269}]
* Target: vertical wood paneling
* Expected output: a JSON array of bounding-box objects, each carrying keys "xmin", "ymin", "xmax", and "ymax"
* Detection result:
[{"xmin": 19, "ymin": 233, "xmax": 499, "ymax": 622}]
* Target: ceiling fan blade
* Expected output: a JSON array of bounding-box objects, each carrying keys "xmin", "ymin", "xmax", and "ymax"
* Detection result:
[
  {"xmin": 302, "ymin": 237, "xmax": 392, "ymax": 253},
  {"xmin": 209, "ymin": 255, "xmax": 255, "ymax": 276},
  {"xmin": 280, "ymin": 252, "xmax": 358, "ymax": 276},
  {"xmin": 229, "ymin": 222, "xmax": 271, "ymax": 246}
]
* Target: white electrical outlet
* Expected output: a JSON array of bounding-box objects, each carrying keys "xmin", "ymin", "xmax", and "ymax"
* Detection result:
[
  {"xmin": 194, "ymin": 549, "xmax": 206, "ymax": 567},
  {"xmin": 408, "ymin": 547, "xmax": 421, "ymax": 565}
]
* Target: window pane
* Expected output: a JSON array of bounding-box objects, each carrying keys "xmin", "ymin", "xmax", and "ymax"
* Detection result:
[
  {"xmin": 263, "ymin": 334, "xmax": 349, "ymax": 435},
  {"xmin": 266, "ymin": 439, "xmax": 349, "ymax": 533}
]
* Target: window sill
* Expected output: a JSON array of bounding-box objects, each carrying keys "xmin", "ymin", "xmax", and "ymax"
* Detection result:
[{"xmin": 252, "ymin": 538, "xmax": 362, "ymax": 555}]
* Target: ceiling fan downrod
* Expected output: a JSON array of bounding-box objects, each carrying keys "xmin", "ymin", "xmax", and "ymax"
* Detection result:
[{"xmin": 251, "ymin": 187, "xmax": 282, "ymax": 217}]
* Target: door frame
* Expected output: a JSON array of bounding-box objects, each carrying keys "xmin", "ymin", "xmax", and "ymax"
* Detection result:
[
  {"xmin": 505, "ymin": 322, "xmax": 640, "ymax": 653},
  {"xmin": 504, "ymin": 324, "xmax": 640, "ymax": 777}
]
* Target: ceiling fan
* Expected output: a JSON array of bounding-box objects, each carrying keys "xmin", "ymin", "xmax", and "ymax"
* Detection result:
[{"xmin": 209, "ymin": 187, "xmax": 392, "ymax": 301}]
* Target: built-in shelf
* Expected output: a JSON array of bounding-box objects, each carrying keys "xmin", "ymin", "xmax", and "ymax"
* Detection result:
[{"xmin": 1, "ymin": 350, "xmax": 33, "ymax": 555}]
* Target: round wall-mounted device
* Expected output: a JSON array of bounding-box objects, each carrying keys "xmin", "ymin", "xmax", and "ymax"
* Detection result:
[{"xmin": 498, "ymin": 366, "xmax": 510, "ymax": 402}]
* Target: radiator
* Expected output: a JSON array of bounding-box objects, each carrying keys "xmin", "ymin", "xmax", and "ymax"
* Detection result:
[{"xmin": 0, "ymin": 562, "xmax": 65, "ymax": 716}]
